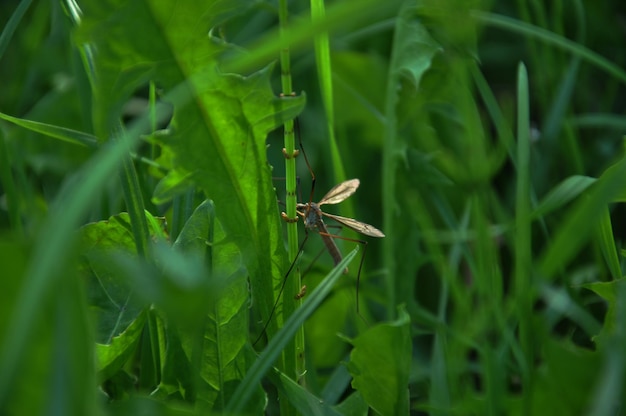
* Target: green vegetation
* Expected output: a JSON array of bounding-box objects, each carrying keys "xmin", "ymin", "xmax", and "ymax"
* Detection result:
[{"xmin": 1, "ymin": 0, "xmax": 625, "ymax": 414}]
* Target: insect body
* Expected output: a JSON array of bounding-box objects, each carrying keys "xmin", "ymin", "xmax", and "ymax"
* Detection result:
[
  {"xmin": 295, "ymin": 178, "xmax": 384, "ymax": 271},
  {"xmin": 254, "ymin": 121, "xmax": 384, "ymax": 346}
]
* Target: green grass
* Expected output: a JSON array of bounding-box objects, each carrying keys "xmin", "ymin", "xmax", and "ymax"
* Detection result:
[{"xmin": 1, "ymin": 0, "xmax": 625, "ymax": 414}]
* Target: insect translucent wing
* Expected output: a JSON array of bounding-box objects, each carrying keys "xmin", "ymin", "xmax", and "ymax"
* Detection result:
[
  {"xmin": 318, "ymin": 179, "xmax": 360, "ymax": 206},
  {"xmin": 322, "ymin": 212, "xmax": 385, "ymax": 238}
]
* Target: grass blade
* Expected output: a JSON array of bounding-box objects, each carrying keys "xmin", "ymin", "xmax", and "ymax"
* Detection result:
[{"xmin": 226, "ymin": 248, "xmax": 358, "ymax": 414}]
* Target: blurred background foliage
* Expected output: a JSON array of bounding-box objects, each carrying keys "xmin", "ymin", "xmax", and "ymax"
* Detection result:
[{"xmin": 1, "ymin": 0, "xmax": 626, "ymax": 414}]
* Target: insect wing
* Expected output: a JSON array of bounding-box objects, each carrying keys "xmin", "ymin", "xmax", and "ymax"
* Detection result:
[
  {"xmin": 322, "ymin": 212, "xmax": 385, "ymax": 238},
  {"xmin": 318, "ymin": 179, "xmax": 360, "ymax": 206}
]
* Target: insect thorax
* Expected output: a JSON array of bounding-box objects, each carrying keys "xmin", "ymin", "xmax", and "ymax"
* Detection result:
[{"xmin": 303, "ymin": 202, "xmax": 322, "ymax": 229}]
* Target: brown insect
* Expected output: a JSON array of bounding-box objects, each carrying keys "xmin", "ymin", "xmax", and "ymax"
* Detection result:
[
  {"xmin": 294, "ymin": 178, "xmax": 385, "ymax": 261},
  {"xmin": 294, "ymin": 285, "xmax": 307, "ymax": 300},
  {"xmin": 254, "ymin": 121, "xmax": 384, "ymax": 346}
]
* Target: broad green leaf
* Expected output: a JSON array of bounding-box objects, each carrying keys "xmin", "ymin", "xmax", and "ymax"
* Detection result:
[
  {"xmin": 171, "ymin": 200, "xmax": 255, "ymax": 411},
  {"xmin": 583, "ymin": 278, "xmax": 626, "ymax": 348},
  {"xmin": 194, "ymin": 269, "xmax": 253, "ymax": 412},
  {"xmin": 514, "ymin": 339, "xmax": 601, "ymax": 415},
  {"xmin": 152, "ymin": 170, "xmax": 196, "ymax": 205},
  {"xmin": 392, "ymin": 6, "xmax": 442, "ymax": 90},
  {"xmin": 1, "ymin": 4, "xmax": 209, "ymax": 407},
  {"xmin": 345, "ymin": 306, "xmax": 411, "ymax": 416},
  {"xmin": 79, "ymin": 212, "xmax": 163, "ymax": 342},
  {"xmin": 80, "ymin": 211, "xmax": 166, "ymax": 386},
  {"xmin": 97, "ymin": 200, "xmax": 256, "ymax": 410},
  {"xmin": 334, "ymin": 391, "xmax": 368, "ymax": 416},
  {"xmin": 80, "ymin": 213, "xmax": 145, "ymax": 342},
  {"xmin": 96, "ymin": 310, "xmax": 147, "ymax": 381},
  {"xmin": 153, "ymin": 325, "xmax": 196, "ymax": 403},
  {"xmin": 587, "ymin": 322, "xmax": 626, "ymax": 414},
  {"xmin": 390, "ymin": 3, "xmax": 492, "ymax": 180},
  {"xmin": 0, "ymin": 93, "xmax": 179, "ymax": 411},
  {"xmin": 267, "ymin": 367, "xmax": 342, "ymax": 416},
  {"xmin": 123, "ymin": 242, "xmax": 222, "ymax": 326},
  {"xmin": 74, "ymin": 0, "xmax": 306, "ymax": 344},
  {"xmin": 172, "ymin": 199, "xmax": 219, "ymax": 254}
]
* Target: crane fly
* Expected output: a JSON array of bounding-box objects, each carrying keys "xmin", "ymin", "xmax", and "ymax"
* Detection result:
[
  {"xmin": 254, "ymin": 178, "xmax": 384, "ymax": 346},
  {"xmin": 254, "ymin": 179, "xmax": 385, "ymax": 344},
  {"xmin": 293, "ymin": 178, "xmax": 385, "ymax": 269},
  {"xmin": 253, "ymin": 119, "xmax": 384, "ymax": 346}
]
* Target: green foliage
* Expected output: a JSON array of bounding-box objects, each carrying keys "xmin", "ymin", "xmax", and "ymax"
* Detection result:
[
  {"xmin": 1, "ymin": 0, "xmax": 626, "ymax": 415},
  {"xmin": 345, "ymin": 307, "xmax": 411, "ymax": 415}
]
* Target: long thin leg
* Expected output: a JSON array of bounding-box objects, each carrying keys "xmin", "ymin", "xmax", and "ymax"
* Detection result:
[
  {"xmin": 272, "ymin": 177, "xmax": 302, "ymax": 214},
  {"xmin": 300, "ymin": 224, "xmax": 344, "ymax": 278},
  {"xmin": 255, "ymin": 228, "xmax": 370, "ymax": 346},
  {"xmin": 315, "ymin": 230, "xmax": 369, "ymax": 317},
  {"xmin": 255, "ymin": 119, "xmax": 312, "ymax": 346},
  {"xmin": 294, "ymin": 118, "xmax": 315, "ymax": 205},
  {"xmin": 253, "ymin": 231, "xmax": 311, "ymax": 346}
]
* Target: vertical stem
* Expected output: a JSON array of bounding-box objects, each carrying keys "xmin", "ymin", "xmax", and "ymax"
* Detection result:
[
  {"xmin": 116, "ymin": 123, "xmax": 150, "ymax": 259},
  {"xmin": 278, "ymin": 0, "xmax": 305, "ymax": 401},
  {"xmin": 382, "ymin": 3, "xmax": 413, "ymax": 321},
  {"xmin": 148, "ymin": 82, "xmax": 157, "ymax": 191},
  {"xmin": 279, "ymin": 3, "xmax": 297, "ymax": 266},
  {"xmin": 515, "ymin": 63, "xmax": 533, "ymax": 415},
  {"xmin": 311, "ymin": 0, "xmax": 347, "ymax": 191}
]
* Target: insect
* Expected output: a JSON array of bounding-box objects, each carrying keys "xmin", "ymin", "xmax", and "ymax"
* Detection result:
[
  {"xmin": 287, "ymin": 178, "xmax": 385, "ymax": 272},
  {"xmin": 254, "ymin": 122, "xmax": 384, "ymax": 346},
  {"xmin": 294, "ymin": 285, "xmax": 307, "ymax": 300}
]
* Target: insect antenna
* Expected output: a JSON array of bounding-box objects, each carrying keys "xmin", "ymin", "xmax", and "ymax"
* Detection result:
[{"xmin": 294, "ymin": 118, "xmax": 316, "ymax": 205}]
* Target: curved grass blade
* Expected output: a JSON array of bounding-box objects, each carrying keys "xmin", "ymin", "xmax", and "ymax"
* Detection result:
[
  {"xmin": 225, "ymin": 248, "xmax": 358, "ymax": 415},
  {"xmin": 0, "ymin": 0, "xmax": 33, "ymax": 61},
  {"xmin": 0, "ymin": 112, "xmax": 98, "ymax": 148},
  {"xmin": 471, "ymin": 11, "xmax": 626, "ymax": 85}
]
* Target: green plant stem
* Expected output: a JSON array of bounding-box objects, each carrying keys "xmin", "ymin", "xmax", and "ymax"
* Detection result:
[
  {"xmin": 515, "ymin": 63, "xmax": 533, "ymax": 413},
  {"xmin": 226, "ymin": 249, "xmax": 358, "ymax": 414},
  {"xmin": 116, "ymin": 124, "xmax": 151, "ymax": 258},
  {"xmin": 311, "ymin": 0, "xmax": 347, "ymax": 191},
  {"xmin": 382, "ymin": 3, "xmax": 412, "ymax": 321},
  {"xmin": 278, "ymin": 0, "xmax": 304, "ymax": 401},
  {"xmin": 148, "ymin": 81, "xmax": 158, "ymax": 191}
]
